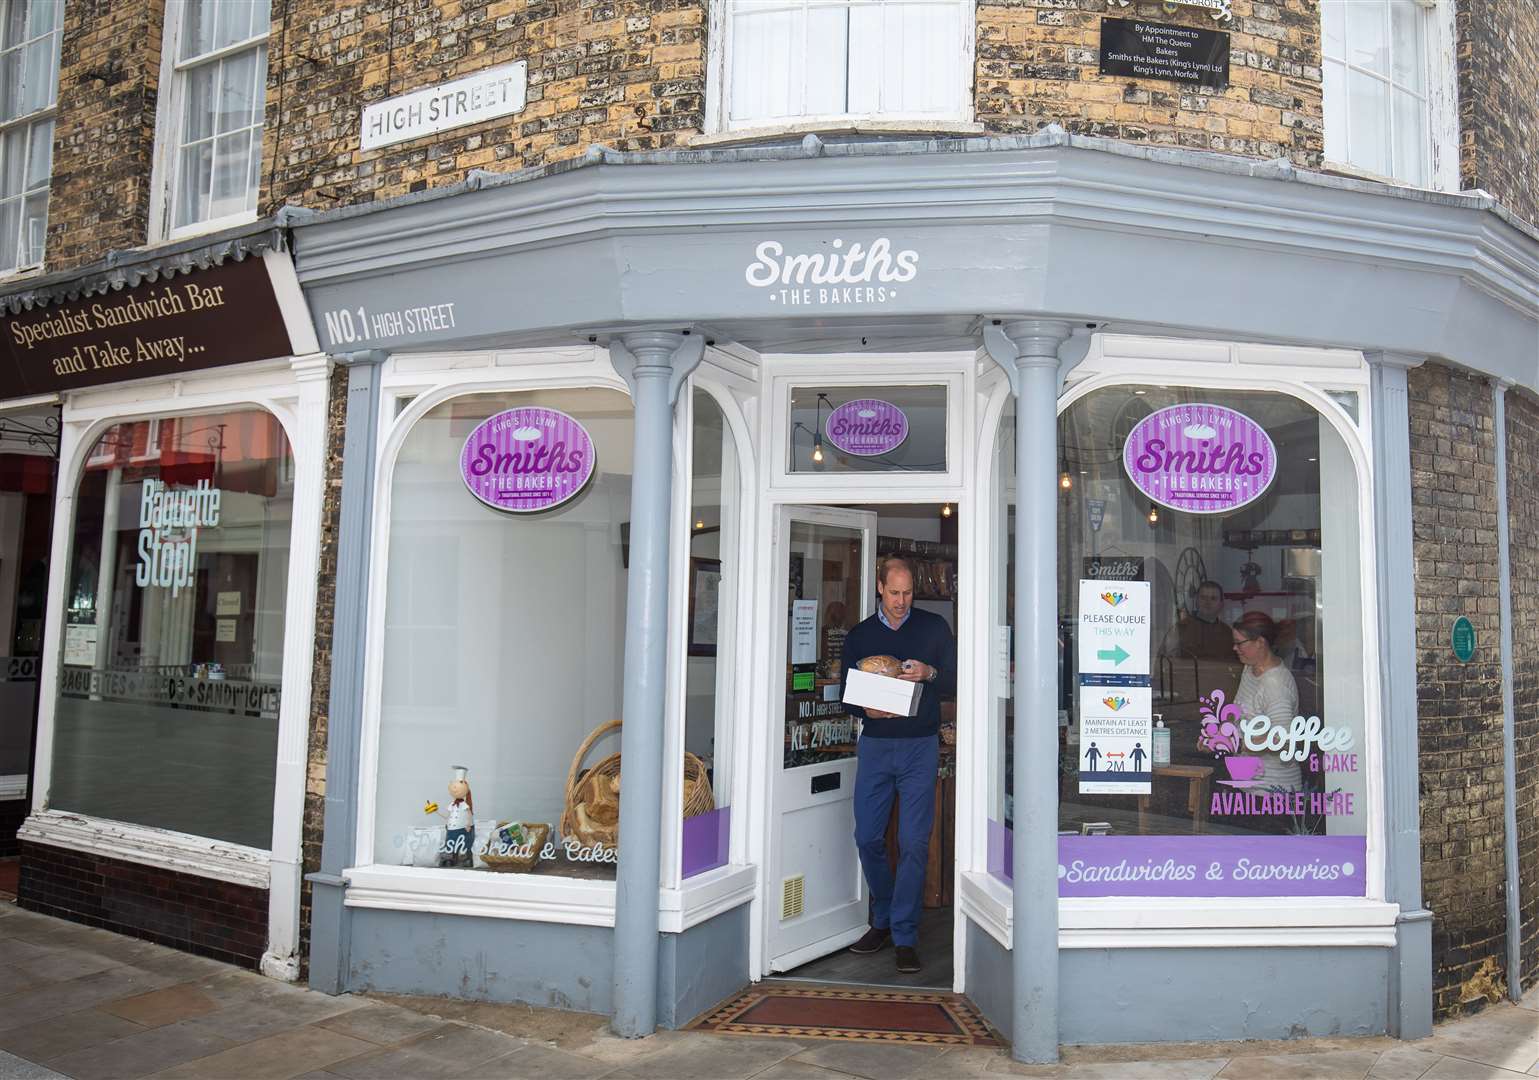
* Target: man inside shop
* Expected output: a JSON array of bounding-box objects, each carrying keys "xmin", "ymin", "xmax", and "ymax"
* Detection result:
[{"xmin": 841, "ymin": 555, "xmax": 956, "ymax": 973}]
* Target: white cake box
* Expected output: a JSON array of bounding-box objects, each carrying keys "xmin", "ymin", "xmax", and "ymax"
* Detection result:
[{"xmin": 842, "ymin": 668, "xmax": 924, "ymax": 717}]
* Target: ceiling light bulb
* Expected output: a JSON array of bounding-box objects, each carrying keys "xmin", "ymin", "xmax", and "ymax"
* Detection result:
[
  {"xmin": 1148, "ymin": 505, "xmax": 1160, "ymax": 525},
  {"xmin": 811, "ymin": 440, "xmax": 824, "ymax": 464},
  {"xmin": 694, "ymin": 519, "xmax": 704, "ymax": 530},
  {"xmin": 942, "ymin": 503, "xmax": 952, "ymax": 518},
  {"xmin": 1060, "ymin": 472, "xmax": 1072, "ymax": 490}
]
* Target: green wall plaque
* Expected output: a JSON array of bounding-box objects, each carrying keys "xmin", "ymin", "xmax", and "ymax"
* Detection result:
[{"xmin": 1451, "ymin": 616, "xmax": 1476, "ymax": 663}]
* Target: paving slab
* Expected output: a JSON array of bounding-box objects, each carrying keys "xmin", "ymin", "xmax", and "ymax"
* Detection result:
[
  {"xmin": 0, "ymin": 965, "xmax": 183, "ymax": 1033},
  {"xmin": 604, "ymin": 1031, "xmax": 809, "ymax": 1080},
  {"xmin": 1216, "ymin": 1049, "xmax": 1383, "ymax": 1080},
  {"xmin": 473, "ymin": 1043, "xmax": 627, "ymax": 1079},
  {"xmin": 1418, "ymin": 1058, "xmax": 1535, "ymax": 1080},
  {"xmin": 1066, "ymin": 1059, "xmax": 1232, "ymax": 1079},
  {"xmin": 325, "ymin": 1022, "xmax": 526, "ymax": 1079},
  {"xmin": 315, "ymin": 1002, "xmax": 450, "ymax": 1047},
  {"xmin": 0, "ymin": 1007, "xmax": 147, "ymax": 1066},
  {"xmin": 0, "ymin": 1048, "xmax": 70, "ymax": 1079},
  {"xmin": 1417, "ymin": 1007, "xmax": 1539, "ymax": 1074},
  {"xmin": 47, "ymin": 1019, "xmax": 238, "ymax": 1080},
  {"xmin": 748, "ymin": 1060, "xmax": 866, "ymax": 1079},
  {"xmin": 99, "ymin": 984, "xmax": 221, "ymax": 1028},
  {"xmin": 783, "ymin": 1038, "xmax": 954, "ymax": 1080},
  {"xmin": 1368, "ymin": 1045, "xmax": 1446, "ymax": 1080},
  {"xmin": 147, "ymin": 1024, "xmax": 380, "ymax": 1080}
]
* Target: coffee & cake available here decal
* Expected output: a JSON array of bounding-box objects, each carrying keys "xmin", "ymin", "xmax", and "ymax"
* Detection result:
[{"xmin": 460, "ymin": 407, "xmax": 596, "ymax": 513}]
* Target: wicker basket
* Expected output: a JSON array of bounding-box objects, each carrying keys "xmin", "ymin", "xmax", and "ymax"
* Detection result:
[
  {"xmin": 560, "ymin": 720, "xmax": 716, "ymax": 851},
  {"xmin": 480, "ymin": 821, "xmax": 550, "ymax": 872}
]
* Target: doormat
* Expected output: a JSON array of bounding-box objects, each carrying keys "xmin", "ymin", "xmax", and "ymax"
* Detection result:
[{"xmin": 691, "ymin": 985, "xmax": 1002, "ymax": 1046}]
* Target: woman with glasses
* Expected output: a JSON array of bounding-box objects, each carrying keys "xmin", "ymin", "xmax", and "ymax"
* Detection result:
[{"xmin": 1230, "ymin": 611, "xmax": 1304, "ymax": 795}]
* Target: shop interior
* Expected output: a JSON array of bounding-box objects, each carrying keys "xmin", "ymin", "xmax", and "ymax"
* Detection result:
[{"xmin": 774, "ymin": 501, "xmax": 958, "ymax": 991}]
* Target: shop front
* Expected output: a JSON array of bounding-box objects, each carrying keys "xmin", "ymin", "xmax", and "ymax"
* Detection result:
[
  {"xmin": 5, "ymin": 224, "xmax": 331, "ymax": 977},
  {"xmin": 291, "ymin": 134, "xmax": 1539, "ymax": 1053}
]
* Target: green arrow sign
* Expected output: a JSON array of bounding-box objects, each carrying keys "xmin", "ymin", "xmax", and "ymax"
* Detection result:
[{"xmin": 1097, "ymin": 644, "xmax": 1130, "ymax": 665}]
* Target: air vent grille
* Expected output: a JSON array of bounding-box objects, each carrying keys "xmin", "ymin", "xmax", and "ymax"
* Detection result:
[{"xmin": 781, "ymin": 875, "xmax": 804, "ymax": 920}]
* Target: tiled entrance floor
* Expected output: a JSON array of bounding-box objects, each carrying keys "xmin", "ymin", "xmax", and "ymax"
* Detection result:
[{"xmin": 0, "ymin": 898, "xmax": 1535, "ymax": 1078}]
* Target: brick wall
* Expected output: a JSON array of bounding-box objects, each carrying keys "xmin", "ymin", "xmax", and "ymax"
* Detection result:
[
  {"xmin": 45, "ymin": 0, "xmax": 165, "ymax": 273},
  {"xmin": 1456, "ymin": 0, "xmax": 1539, "ymax": 230},
  {"xmin": 297, "ymin": 363, "xmax": 349, "ymax": 975},
  {"xmin": 969, "ymin": 0, "xmax": 1324, "ymax": 167},
  {"xmin": 1506, "ymin": 389, "xmax": 1539, "ymax": 994},
  {"xmin": 18, "ymin": 842, "xmax": 268, "ymax": 968},
  {"xmin": 1409, "ymin": 363, "xmax": 1510, "ymax": 1017},
  {"xmin": 260, "ymin": 0, "xmax": 705, "ymax": 212}
]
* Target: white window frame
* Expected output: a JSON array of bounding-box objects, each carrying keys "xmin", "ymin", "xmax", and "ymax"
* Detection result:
[
  {"xmin": 19, "ymin": 347, "xmax": 332, "ymax": 981},
  {"xmin": 1321, "ymin": 0, "xmax": 1459, "ymax": 191},
  {"xmin": 958, "ymin": 333, "xmax": 1399, "ymax": 952},
  {"xmin": 0, "ymin": 0, "xmax": 62, "ymax": 279},
  {"xmin": 346, "ymin": 346, "xmax": 758, "ymax": 933},
  {"xmin": 149, "ymin": 0, "xmax": 269, "ymax": 242},
  {"xmin": 705, "ymin": 0, "xmax": 978, "ymax": 137}
]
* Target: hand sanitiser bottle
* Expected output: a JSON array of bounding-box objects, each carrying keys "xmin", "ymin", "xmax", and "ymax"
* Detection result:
[{"xmin": 1152, "ymin": 715, "xmax": 1171, "ymax": 766}]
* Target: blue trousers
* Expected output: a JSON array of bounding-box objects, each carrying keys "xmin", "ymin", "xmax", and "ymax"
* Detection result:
[{"xmin": 852, "ymin": 734, "xmax": 938, "ymax": 946}]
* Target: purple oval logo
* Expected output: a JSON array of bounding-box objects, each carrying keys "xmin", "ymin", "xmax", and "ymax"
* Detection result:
[
  {"xmin": 1123, "ymin": 403, "xmax": 1276, "ymax": 515},
  {"xmin": 460, "ymin": 407, "xmax": 596, "ymax": 513},
  {"xmin": 825, "ymin": 398, "xmax": 908, "ymax": 457}
]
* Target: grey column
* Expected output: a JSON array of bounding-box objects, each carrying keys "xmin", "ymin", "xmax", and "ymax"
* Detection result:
[
  {"xmin": 1366, "ymin": 351, "xmax": 1432, "ymax": 1038},
  {"xmin": 607, "ymin": 330, "xmax": 704, "ymax": 1038},
  {"xmin": 984, "ymin": 318, "xmax": 1073, "ymax": 1065},
  {"xmin": 1492, "ymin": 380, "xmax": 1522, "ymax": 1002},
  {"xmin": 308, "ymin": 350, "xmax": 387, "ymax": 996}
]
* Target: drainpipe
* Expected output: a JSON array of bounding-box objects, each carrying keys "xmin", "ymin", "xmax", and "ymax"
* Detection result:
[
  {"xmin": 983, "ymin": 318, "xmax": 1073, "ymax": 1065},
  {"xmin": 1492, "ymin": 379, "xmax": 1522, "ymax": 1001},
  {"xmin": 307, "ymin": 350, "xmax": 386, "ymax": 995},
  {"xmin": 1365, "ymin": 352, "xmax": 1432, "ymax": 1038},
  {"xmin": 607, "ymin": 330, "xmax": 704, "ymax": 1037}
]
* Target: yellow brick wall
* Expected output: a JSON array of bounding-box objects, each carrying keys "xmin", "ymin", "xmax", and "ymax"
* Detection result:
[
  {"xmin": 261, "ymin": 0, "xmax": 706, "ymax": 211},
  {"xmin": 975, "ymin": 0, "xmax": 1323, "ymax": 166},
  {"xmin": 45, "ymin": 0, "xmax": 166, "ymax": 273}
]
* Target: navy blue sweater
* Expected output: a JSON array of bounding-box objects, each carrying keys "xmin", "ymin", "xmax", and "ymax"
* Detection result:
[{"xmin": 840, "ymin": 608, "xmax": 957, "ymax": 738}]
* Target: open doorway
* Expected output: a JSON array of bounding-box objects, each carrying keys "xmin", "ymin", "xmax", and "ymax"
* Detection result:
[{"xmin": 768, "ymin": 502, "xmax": 958, "ymax": 992}]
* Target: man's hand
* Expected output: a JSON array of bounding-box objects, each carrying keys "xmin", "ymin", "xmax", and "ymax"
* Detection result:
[{"xmin": 897, "ymin": 660, "xmax": 933, "ymax": 683}]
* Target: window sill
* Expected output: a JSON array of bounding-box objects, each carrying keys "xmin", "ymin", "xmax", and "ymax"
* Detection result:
[
  {"xmin": 690, "ymin": 119, "xmax": 983, "ymax": 148},
  {"xmin": 18, "ymin": 809, "xmax": 271, "ymax": 889},
  {"xmin": 959, "ymin": 871, "xmax": 1400, "ymax": 950},
  {"xmin": 344, "ymin": 862, "xmax": 758, "ymax": 932},
  {"xmin": 0, "ymin": 263, "xmax": 46, "ymax": 286},
  {"xmin": 164, "ymin": 209, "xmax": 260, "ymax": 245},
  {"xmin": 1319, "ymin": 159, "xmax": 1447, "ymax": 194}
]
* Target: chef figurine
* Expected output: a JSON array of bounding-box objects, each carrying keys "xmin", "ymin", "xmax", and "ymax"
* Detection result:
[{"xmin": 438, "ymin": 766, "xmax": 475, "ymax": 868}]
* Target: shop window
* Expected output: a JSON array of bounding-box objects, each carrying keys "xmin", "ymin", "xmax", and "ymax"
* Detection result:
[
  {"xmin": 719, "ymin": 0, "xmax": 969, "ymax": 129},
  {"xmin": 373, "ymin": 388, "xmax": 633, "ymax": 880},
  {"xmin": 1054, "ymin": 386, "xmax": 1368, "ymax": 898},
  {"xmin": 683, "ymin": 389, "xmax": 738, "ymax": 878},
  {"xmin": 787, "ymin": 384, "xmax": 947, "ymax": 475},
  {"xmin": 157, "ymin": 0, "xmax": 270, "ymax": 237},
  {"xmin": 986, "ymin": 399, "xmax": 1014, "ymax": 883},
  {"xmin": 51, "ymin": 410, "xmax": 293, "ymax": 848},
  {"xmin": 0, "ymin": 0, "xmax": 61, "ymax": 274},
  {"xmin": 1322, "ymin": 0, "xmax": 1449, "ymax": 188}
]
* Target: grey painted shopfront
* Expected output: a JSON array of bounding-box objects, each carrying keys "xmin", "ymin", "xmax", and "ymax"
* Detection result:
[{"xmin": 290, "ymin": 131, "xmax": 1539, "ymax": 1058}]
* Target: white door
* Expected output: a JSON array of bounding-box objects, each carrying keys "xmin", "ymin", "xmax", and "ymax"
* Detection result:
[{"xmin": 769, "ymin": 504, "xmax": 877, "ymax": 972}]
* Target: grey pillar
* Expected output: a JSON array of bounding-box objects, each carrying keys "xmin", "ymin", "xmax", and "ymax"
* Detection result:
[
  {"xmin": 1366, "ymin": 351, "xmax": 1432, "ymax": 1038},
  {"xmin": 308, "ymin": 350, "xmax": 387, "ymax": 996},
  {"xmin": 1492, "ymin": 380, "xmax": 1523, "ymax": 1002},
  {"xmin": 607, "ymin": 330, "xmax": 704, "ymax": 1038},
  {"xmin": 984, "ymin": 318, "xmax": 1073, "ymax": 1065}
]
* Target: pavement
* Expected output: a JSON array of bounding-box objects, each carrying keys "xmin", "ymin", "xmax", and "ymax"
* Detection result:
[{"xmin": 0, "ymin": 894, "xmax": 1535, "ymax": 1080}]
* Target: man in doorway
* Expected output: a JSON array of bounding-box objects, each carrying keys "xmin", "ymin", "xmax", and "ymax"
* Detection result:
[
  {"xmin": 841, "ymin": 555, "xmax": 956, "ymax": 973},
  {"xmin": 1168, "ymin": 579, "xmax": 1233, "ymax": 660}
]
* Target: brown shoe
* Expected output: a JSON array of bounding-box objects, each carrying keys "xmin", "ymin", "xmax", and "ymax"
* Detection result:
[
  {"xmin": 849, "ymin": 927, "xmax": 891, "ymax": 955},
  {"xmin": 895, "ymin": 945, "xmax": 921, "ymax": 973}
]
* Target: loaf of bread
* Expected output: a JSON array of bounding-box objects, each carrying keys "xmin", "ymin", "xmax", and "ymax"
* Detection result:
[{"xmin": 856, "ymin": 655, "xmax": 903, "ymax": 677}]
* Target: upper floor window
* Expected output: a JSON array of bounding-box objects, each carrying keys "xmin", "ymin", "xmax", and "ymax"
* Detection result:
[
  {"xmin": 1322, "ymin": 0, "xmax": 1452, "ymax": 189},
  {"xmin": 716, "ymin": 0, "xmax": 970, "ymax": 131},
  {"xmin": 157, "ymin": 0, "xmax": 270, "ymax": 238},
  {"xmin": 0, "ymin": 0, "xmax": 62, "ymax": 275}
]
